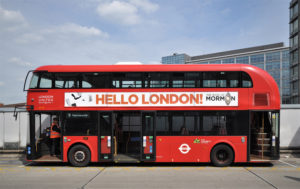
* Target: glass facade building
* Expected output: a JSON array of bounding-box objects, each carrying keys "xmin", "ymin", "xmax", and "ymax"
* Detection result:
[
  {"xmin": 162, "ymin": 43, "xmax": 291, "ymax": 104},
  {"xmin": 162, "ymin": 53, "xmax": 191, "ymax": 64},
  {"xmin": 290, "ymin": 0, "xmax": 300, "ymax": 103}
]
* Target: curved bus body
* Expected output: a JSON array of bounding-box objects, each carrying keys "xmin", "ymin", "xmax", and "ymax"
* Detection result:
[{"xmin": 24, "ymin": 64, "xmax": 280, "ymax": 166}]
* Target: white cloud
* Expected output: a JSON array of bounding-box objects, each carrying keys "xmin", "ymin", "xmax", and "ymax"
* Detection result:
[
  {"xmin": 43, "ymin": 23, "xmax": 109, "ymax": 38},
  {"xmin": 15, "ymin": 23, "xmax": 109, "ymax": 44},
  {"xmin": 55, "ymin": 23, "xmax": 109, "ymax": 37},
  {"xmin": 8, "ymin": 57, "xmax": 33, "ymax": 67},
  {"xmin": 97, "ymin": 1, "xmax": 140, "ymax": 25},
  {"xmin": 96, "ymin": 0, "xmax": 159, "ymax": 26},
  {"xmin": 15, "ymin": 33, "xmax": 44, "ymax": 44},
  {"xmin": 0, "ymin": 5, "xmax": 27, "ymax": 32},
  {"xmin": 129, "ymin": 0, "xmax": 159, "ymax": 13}
]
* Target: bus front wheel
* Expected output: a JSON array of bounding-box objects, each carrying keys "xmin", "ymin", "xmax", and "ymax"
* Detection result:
[
  {"xmin": 68, "ymin": 144, "xmax": 91, "ymax": 167},
  {"xmin": 210, "ymin": 144, "xmax": 234, "ymax": 167}
]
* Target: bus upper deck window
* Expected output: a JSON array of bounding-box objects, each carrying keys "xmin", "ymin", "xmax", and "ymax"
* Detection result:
[
  {"xmin": 39, "ymin": 73, "xmax": 53, "ymax": 88},
  {"xmin": 54, "ymin": 73, "xmax": 80, "ymax": 88},
  {"xmin": 227, "ymin": 72, "xmax": 240, "ymax": 88},
  {"xmin": 242, "ymin": 72, "xmax": 253, "ymax": 88},
  {"xmin": 29, "ymin": 73, "xmax": 39, "ymax": 89}
]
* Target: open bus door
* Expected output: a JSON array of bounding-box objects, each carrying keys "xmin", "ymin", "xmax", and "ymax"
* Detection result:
[
  {"xmin": 26, "ymin": 112, "xmax": 62, "ymax": 162},
  {"xmin": 141, "ymin": 112, "xmax": 156, "ymax": 161},
  {"xmin": 250, "ymin": 111, "xmax": 280, "ymax": 161},
  {"xmin": 98, "ymin": 112, "xmax": 114, "ymax": 161}
]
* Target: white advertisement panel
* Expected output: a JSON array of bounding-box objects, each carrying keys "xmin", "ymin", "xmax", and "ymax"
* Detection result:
[{"xmin": 65, "ymin": 92, "xmax": 238, "ymax": 107}]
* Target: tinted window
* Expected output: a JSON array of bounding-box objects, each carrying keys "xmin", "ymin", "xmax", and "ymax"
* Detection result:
[
  {"xmin": 156, "ymin": 112, "xmax": 199, "ymax": 136},
  {"xmin": 54, "ymin": 73, "xmax": 80, "ymax": 88},
  {"xmin": 201, "ymin": 111, "xmax": 249, "ymax": 136},
  {"xmin": 226, "ymin": 111, "xmax": 248, "ymax": 135},
  {"xmin": 155, "ymin": 111, "xmax": 249, "ymax": 136},
  {"xmin": 171, "ymin": 113, "xmax": 197, "ymax": 135},
  {"xmin": 202, "ymin": 114, "xmax": 226, "ymax": 135},
  {"xmin": 172, "ymin": 115, "xmax": 184, "ymax": 134},
  {"xmin": 242, "ymin": 72, "xmax": 253, "ymax": 88},
  {"xmin": 29, "ymin": 73, "xmax": 39, "ymax": 89},
  {"xmin": 82, "ymin": 73, "xmax": 110, "ymax": 88},
  {"xmin": 171, "ymin": 72, "xmax": 199, "ymax": 88},
  {"xmin": 34, "ymin": 71, "xmax": 252, "ymax": 89},
  {"xmin": 143, "ymin": 113, "xmax": 154, "ymax": 136},
  {"xmin": 203, "ymin": 72, "xmax": 226, "ymax": 88},
  {"xmin": 123, "ymin": 73, "xmax": 142, "ymax": 88},
  {"xmin": 185, "ymin": 73, "xmax": 200, "ymax": 87},
  {"xmin": 227, "ymin": 72, "xmax": 240, "ymax": 87},
  {"xmin": 39, "ymin": 73, "xmax": 53, "ymax": 88},
  {"xmin": 145, "ymin": 73, "xmax": 170, "ymax": 88},
  {"xmin": 100, "ymin": 113, "xmax": 112, "ymax": 135},
  {"xmin": 64, "ymin": 112, "xmax": 98, "ymax": 136},
  {"xmin": 203, "ymin": 72, "xmax": 217, "ymax": 87},
  {"xmin": 156, "ymin": 112, "xmax": 169, "ymax": 135},
  {"xmin": 172, "ymin": 72, "xmax": 184, "ymax": 88},
  {"xmin": 111, "ymin": 73, "xmax": 142, "ymax": 88}
]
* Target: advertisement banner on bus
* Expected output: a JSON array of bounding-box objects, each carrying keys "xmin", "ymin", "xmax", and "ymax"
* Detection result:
[{"xmin": 64, "ymin": 92, "xmax": 238, "ymax": 107}]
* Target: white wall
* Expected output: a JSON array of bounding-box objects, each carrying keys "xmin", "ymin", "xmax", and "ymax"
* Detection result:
[
  {"xmin": 0, "ymin": 112, "xmax": 29, "ymax": 150},
  {"xmin": 0, "ymin": 113, "xmax": 4, "ymax": 148},
  {"xmin": 4, "ymin": 112, "xmax": 20, "ymax": 143},
  {"xmin": 280, "ymin": 108, "xmax": 300, "ymax": 148},
  {"xmin": 1, "ymin": 107, "xmax": 300, "ymax": 150}
]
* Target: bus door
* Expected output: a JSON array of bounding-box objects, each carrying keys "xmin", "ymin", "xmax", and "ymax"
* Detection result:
[
  {"xmin": 249, "ymin": 111, "xmax": 279, "ymax": 160},
  {"xmin": 98, "ymin": 112, "xmax": 113, "ymax": 161},
  {"xmin": 141, "ymin": 112, "xmax": 156, "ymax": 161}
]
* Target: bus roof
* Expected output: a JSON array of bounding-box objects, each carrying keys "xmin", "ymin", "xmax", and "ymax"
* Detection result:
[{"xmin": 35, "ymin": 64, "xmax": 255, "ymax": 73}]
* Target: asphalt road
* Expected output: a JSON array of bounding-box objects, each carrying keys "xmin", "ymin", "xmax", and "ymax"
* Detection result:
[{"xmin": 0, "ymin": 154, "xmax": 300, "ymax": 189}]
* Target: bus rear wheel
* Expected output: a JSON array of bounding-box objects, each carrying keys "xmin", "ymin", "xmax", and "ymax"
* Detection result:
[
  {"xmin": 68, "ymin": 144, "xmax": 91, "ymax": 167},
  {"xmin": 210, "ymin": 144, "xmax": 234, "ymax": 167}
]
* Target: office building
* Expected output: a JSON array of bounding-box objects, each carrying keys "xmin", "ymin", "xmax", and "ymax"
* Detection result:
[
  {"xmin": 162, "ymin": 43, "xmax": 290, "ymax": 104},
  {"xmin": 290, "ymin": 0, "xmax": 300, "ymax": 103},
  {"xmin": 162, "ymin": 53, "xmax": 191, "ymax": 64}
]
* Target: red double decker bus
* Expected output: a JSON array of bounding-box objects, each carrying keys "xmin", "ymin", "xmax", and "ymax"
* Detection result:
[{"xmin": 24, "ymin": 64, "xmax": 280, "ymax": 167}]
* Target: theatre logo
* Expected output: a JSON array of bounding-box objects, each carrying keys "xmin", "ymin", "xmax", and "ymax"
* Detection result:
[
  {"xmin": 206, "ymin": 92, "xmax": 236, "ymax": 106},
  {"xmin": 64, "ymin": 92, "xmax": 238, "ymax": 107}
]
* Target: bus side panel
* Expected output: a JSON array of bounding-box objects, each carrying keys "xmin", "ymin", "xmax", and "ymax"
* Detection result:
[
  {"xmin": 155, "ymin": 136, "xmax": 247, "ymax": 163},
  {"xmin": 63, "ymin": 136, "xmax": 98, "ymax": 162}
]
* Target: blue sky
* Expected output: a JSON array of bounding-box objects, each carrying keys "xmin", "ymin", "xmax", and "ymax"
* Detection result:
[{"xmin": 0, "ymin": 0, "xmax": 290, "ymax": 104}]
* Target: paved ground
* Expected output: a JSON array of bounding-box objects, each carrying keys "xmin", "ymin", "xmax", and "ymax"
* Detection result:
[{"xmin": 0, "ymin": 154, "xmax": 300, "ymax": 189}]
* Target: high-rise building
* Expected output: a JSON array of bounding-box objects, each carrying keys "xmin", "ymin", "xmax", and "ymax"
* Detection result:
[
  {"xmin": 162, "ymin": 43, "xmax": 290, "ymax": 104},
  {"xmin": 290, "ymin": 0, "xmax": 300, "ymax": 103},
  {"xmin": 162, "ymin": 53, "xmax": 190, "ymax": 64}
]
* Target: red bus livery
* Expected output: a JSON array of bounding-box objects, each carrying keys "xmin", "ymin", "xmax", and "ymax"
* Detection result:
[{"xmin": 24, "ymin": 64, "xmax": 280, "ymax": 167}]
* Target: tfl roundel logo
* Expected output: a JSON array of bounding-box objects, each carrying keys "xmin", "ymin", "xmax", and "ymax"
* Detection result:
[{"xmin": 178, "ymin": 143, "xmax": 191, "ymax": 154}]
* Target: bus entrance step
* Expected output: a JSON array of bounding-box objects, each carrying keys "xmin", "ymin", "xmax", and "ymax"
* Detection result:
[
  {"xmin": 33, "ymin": 154, "xmax": 62, "ymax": 162},
  {"xmin": 114, "ymin": 154, "xmax": 140, "ymax": 163}
]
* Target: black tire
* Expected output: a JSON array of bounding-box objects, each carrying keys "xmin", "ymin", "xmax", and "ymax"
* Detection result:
[
  {"xmin": 68, "ymin": 144, "xmax": 91, "ymax": 167},
  {"xmin": 210, "ymin": 144, "xmax": 234, "ymax": 167}
]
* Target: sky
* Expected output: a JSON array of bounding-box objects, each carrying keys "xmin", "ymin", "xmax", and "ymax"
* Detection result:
[{"xmin": 0, "ymin": 0, "xmax": 290, "ymax": 104}]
